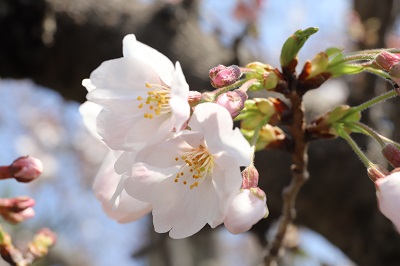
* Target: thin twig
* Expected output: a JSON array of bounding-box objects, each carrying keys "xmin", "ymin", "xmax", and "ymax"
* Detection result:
[{"xmin": 264, "ymin": 88, "xmax": 309, "ymax": 265}]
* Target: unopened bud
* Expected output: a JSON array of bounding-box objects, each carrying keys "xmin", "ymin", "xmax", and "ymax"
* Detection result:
[
  {"xmin": 0, "ymin": 196, "xmax": 36, "ymax": 224},
  {"xmin": 10, "ymin": 156, "xmax": 43, "ymax": 183},
  {"xmin": 382, "ymin": 143, "xmax": 400, "ymax": 168},
  {"xmin": 367, "ymin": 164, "xmax": 389, "ymax": 182},
  {"xmin": 241, "ymin": 165, "xmax": 259, "ymax": 189},
  {"xmin": 216, "ymin": 90, "xmax": 248, "ymax": 118},
  {"xmin": 375, "ymin": 51, "xmax": 400, "ymax": 72},
  {"xmin": 188, "ymin": 91, "xmax": 202, "ymax": 105},
  {"xmin": 27, "ymin": 228, "xmax": 57, "ymax": 261},
  {"xmin": 262, "ymin": 71, "xmax": 279, "ymax": 90},
  {"xmin": 209, "ymin": 65, "xmax": 242, "ymax": 88},
  {"xmin": 224, "ymin": 188, "xmax": 268, "ymax": 234},
  {"xmin": 388, "ymin": 63, "xmax": 400, "ymax": 79}
]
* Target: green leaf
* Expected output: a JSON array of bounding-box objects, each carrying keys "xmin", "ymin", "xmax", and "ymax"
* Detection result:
[{"xmin": 280, "ymin": 27, "xmax": 319, "ymax": 68}]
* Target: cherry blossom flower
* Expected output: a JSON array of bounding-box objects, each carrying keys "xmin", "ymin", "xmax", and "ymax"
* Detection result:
[
  {"xmin": 79, "ymin": 100, "xmax": 152, "ymax": 223},
  {"xmin": 121, "ymin": 103, "xmax": 252, "ymax": 238},
  {"xmin": 83, "ymin": 34, "xmax": 190, "ymax": 151},
  {"xmin": 375, "ymin": 171, "xmax": 400, "ymax": 231},
  {"xmin": 224, "ymin": 187, "xmax": 268, "ymax": 234},
  {"xmin": 93, "ymin": 150, "xmax": 152, "ymax": 223}
]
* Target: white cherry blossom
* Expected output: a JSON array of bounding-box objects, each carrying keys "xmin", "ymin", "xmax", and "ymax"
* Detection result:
[
  {"xmin": 224, "ymin": 187, "xmax": 268, "ymax": 234},
  {"xmin": 93, "ymin": 150, "xmax": 152, "ymax": 223},
  {"xmin": 121, "ymin": 103, "xmax": 252, "ymax": 238},
  {"xmin": 79, "ymin": 100, "xmax": 152, "ymax": 223},
  {"xmin": 375, "ymin": 171, "xmax": 400, "ymax": 231},
  {"xmin": 83, "ymin": 34, "xmax": 190, "ymax": 151}
]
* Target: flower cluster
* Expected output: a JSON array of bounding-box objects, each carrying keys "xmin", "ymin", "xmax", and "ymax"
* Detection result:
[{"xmin": 82, "ymin": 34, "xmax": 269, "ymax": 238}]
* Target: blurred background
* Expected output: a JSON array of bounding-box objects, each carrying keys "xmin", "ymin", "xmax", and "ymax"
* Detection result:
[{"xmin": 0, "ymin": 0, "xmax": 400, "ymax": 265}]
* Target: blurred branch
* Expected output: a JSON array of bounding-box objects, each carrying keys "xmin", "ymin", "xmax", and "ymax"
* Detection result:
[{"xmin": 0, "ymin": 226, "xmax": 56, "ymax": 266}]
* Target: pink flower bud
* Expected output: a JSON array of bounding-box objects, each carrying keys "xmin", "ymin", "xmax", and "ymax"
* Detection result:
[
  {"xmin": 389, "ymin": 63, "xmax": 400, "ymax": 79},
  {"xmin": 0, "ymin": 196, "xmax": 36, "ymax": 224},
  {"xmin": 382, "ymin": 143, "xmax": 400, "ymax": 168},
  {"xmin": 375, "ymin": 171, "xmax": 400, "ymax": 231},
  {"xmin": 188, "ymin": 91, "xmax": 202, "ymax": 105},
  {"xmin": 224, "ymin": 188, "xmax": 269, "ymax": 234},
  {"xmin": 216, "ymin": 90, "xmax": 248, "ymax": 118},
  {"xmin": 209, "ymin": 65, "xmax": 242, "ymax": 88},
  {"xmin": 10, "ymin": 156, "xmax": 43, "ymax": 183},
  {"xmin": 241, "ymin": 165, "xmax": 259, "ymax": 189},
  {"xmin": 375, "ymin": 51, "xmax": 400, "ymax": 71}
]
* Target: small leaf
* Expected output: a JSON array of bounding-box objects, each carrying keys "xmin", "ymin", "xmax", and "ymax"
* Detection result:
[{"xmin": 280, "ymin": 27, "xmax": 319, "ymax": 68}]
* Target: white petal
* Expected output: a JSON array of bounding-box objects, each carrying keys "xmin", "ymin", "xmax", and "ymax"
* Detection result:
[
  {"xmin": 215, "ymin": 127, "xmax": 252, "ymax": 166},
  {"xmin": 210, "ymin": 154, "xmax": 243, "ymax": 227},
  {"xmin": 87, "ymin": 58, "xmax": 160, "ymax": 105},
  {"xmin": 96, "ymin": 106, "xmax": 174, "ymax": 150},
  {"xmin": 189, "ymin": 103, "xmax": 252, "ymax": 166},
  {"xmin": 135, "ymin": 134, "xmax": 192, "ymax": 167},
  {"xmin": 152, "ymin": 174, "xmax": 221, "ymax": 239},
  {"xmin": 93, "ymin": 151, "xmax": 151, "ymax": 223},
  {"xmin": 114, "ymin": 151, "xmax": 137, "ymax": 175},
  {"xmin": 82, "ymin": 79, "xmax": 96, "ymax": 92},
  {"xmin": 169, "ymin": 62, "xmax": 190, "ymax": 131},
  {"xmin": 124, "ymin": 163, "xmax": 178, "ymax": 203},
  {"xmin": 376, "ymin": 172, "xmax": 400, "ymax": 231},
  {"xmin": 224, "ymin": 189, "xmax": 268, "ymax": 234},
  {"xmin": 79, "ymin": 101, "xmax": 102, "ymax": 139},
  {"xmin": 189, "ymin": 102, "xmax": 233, "ymax": 137},
  {"xmin": 123, "ymin": 34, "xmax": 174, "ymax": 86}
]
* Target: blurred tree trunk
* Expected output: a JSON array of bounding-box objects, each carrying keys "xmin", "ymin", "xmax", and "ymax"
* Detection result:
[{"xmin": 0, "ymin": 0, "xmax": 234, "ymax": 102}]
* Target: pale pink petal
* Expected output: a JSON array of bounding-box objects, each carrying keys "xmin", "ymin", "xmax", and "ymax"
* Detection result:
[
  {"xmin": 189, "ymin": 103, "xmax": 252, "ymax": 166},
  {"xmin": 82, "ymin": 79, "xmax": 96, "ymax": 92},
  {"xmin": 123, "ymin": 34, "xmax": 174, "ymax": 86},
  {"xmin": 87, "ymin": 58, "xmax": 160, "ymax": 105},
  {"xmin": 79, "ymin": 101, "xmax": 102, "ymax": 139},
  {"xmin": 189, "ymin": 102, "xmax": 234, "ymax": 137},
  {"xmin": 152, "ymin": 174, "xmax": 221, "ymax": 238},
  {"xmin": 376, "ymin": 172, "xmax": 400, "ymax": 231},
  {"xmin": 209, "ymin": 154, "xmax": 243, "ymax": 227},
  {"xmin": 124, "ymin": 163, "xmax": 178, "ymax": 203},
  {"xmin": 93, "ymin": 151, "xmax": 151, "ymax": 223},
  {"xmin": 216, "ymin": 127, "xmax": 252, "ymax": 166},
  {"xmin": 114, "ymin": 151, "xmax": 137, "ymax": 175},
  {"xmin": 97, "ymin": 107, "xmax": 174, "ymax": 150},
  {"xmin": 169, "ymin": 62, "xmax": 190, "ymax": 131},
  {"xmin": 134, "ymin": 135, "xmax": 192, "ymax": 167},
  {"xmin": 224, "ymin": 188, "xmax": 268, "ymax": 234}
]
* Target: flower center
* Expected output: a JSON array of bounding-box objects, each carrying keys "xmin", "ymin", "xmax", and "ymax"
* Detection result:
[
  {"xmin": 174, "ymin": 145, "xmax": 214, "ymax": 189},
  {"xmin": 136, "ymin": 83, "xmax": 171, "ymax": 119}
]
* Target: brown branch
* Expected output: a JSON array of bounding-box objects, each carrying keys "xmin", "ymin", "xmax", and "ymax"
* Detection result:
[
  {"xmin": 0, "ymin": 226, "xmax": 56, "ymax": 266},
  {"xmin": 264, "ymin": 87, "xmax": 310, "ymax": 265}
]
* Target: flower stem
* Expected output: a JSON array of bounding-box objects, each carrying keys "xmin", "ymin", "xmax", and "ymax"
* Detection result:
[
  {"xmin": 249, "ymin": 115, "xmax": 271, "ymax": 147},
  {"xmin": 349, "ymin": 121, "xmax": 386, "ymax": 147},
  {"xmin": 344, "ymin": 90, "xmax": 397, "ymax": 118},
  {"xmin": 339, "ymin": 129, "xmax": 374, "ymax": 168},
  {"xmin": 376, "ymin": 134, "xmax": 400, "ymax": 150},
  {"xmin": 212, "ymin": 79, "xmax": 249, "ymax": 99},
  {"xmin": 364, "ymin": 67, "xmax": 391, "ymax": 79}
]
